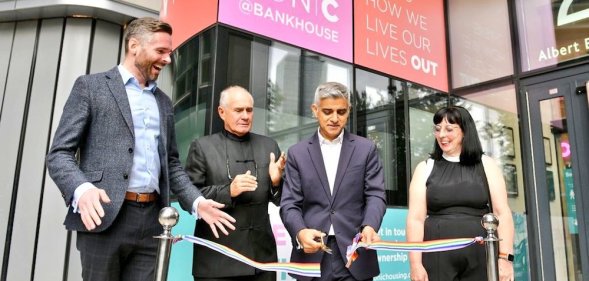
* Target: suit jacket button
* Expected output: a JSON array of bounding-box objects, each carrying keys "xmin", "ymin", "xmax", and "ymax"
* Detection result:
[
  {"xmin": 123, "ymin": 173, "xmax": 129, "ymax": 180},
  {"xmin": 330, "ymin": 210, "xmax": 335, "ymax": 214},
  {"xmin": 128, "ymin": 148, "xmax": 133, "ymax": 153}
]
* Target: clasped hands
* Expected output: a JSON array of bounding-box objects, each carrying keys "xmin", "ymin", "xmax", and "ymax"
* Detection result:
[{"xmin": 230, "ymin": 152, "xmax": 286, "ymax": 197}]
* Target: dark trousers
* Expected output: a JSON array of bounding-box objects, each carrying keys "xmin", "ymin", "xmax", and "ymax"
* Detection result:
[
  {"xmin": 423, "ymin": 215, "xmax": 487, "ymax": 281},
  {"xmin": 194, "ymin": 270, "xmax": 276, "ymax": 281},
  {"xmin": 76, "ymin": 201, "xmax": 161, "ymax": 281},
  {"xmin": 309, "ymin": 236, "xmax": 372, "ymax": 281}
]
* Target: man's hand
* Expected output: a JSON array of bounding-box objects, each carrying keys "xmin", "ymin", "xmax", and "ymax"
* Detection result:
[
  {"xmin": 197, "ymin": 199, "xmax": 236, "ymax": 238},
  {"xmin": 77, "ymin": 188, "xmax": 111, "ymax": 231},
  {"xmin": 360, "ymin": 225, "xmax": 380, "ymax": 244},
  {"xmin": 229, "ymin": 170, "xmax": 258, "ymax": 197},
  {"xmin": 269, "ymin": 152, "xmax": 286, "ymax": 186},
  {"xmin": 297, "ymin": 228, "xmax": 325, "ymax": 254}
]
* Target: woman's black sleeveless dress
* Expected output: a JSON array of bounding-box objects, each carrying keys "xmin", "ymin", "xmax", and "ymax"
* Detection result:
[{"xmin": 423, "ymin": 157, "xmax": 490, "ymax": 281}]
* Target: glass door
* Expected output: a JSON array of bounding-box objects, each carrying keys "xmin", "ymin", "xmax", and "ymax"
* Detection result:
[{"xmin": 522, "ymin": 67, "xmax": 589, "ymax": 281}]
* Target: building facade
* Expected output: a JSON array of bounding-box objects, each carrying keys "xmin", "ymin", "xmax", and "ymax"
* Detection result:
[
  {"xmin": 0, "ymin": 0, "xmax": 588, "ymax": 281},
  {"xmin": 162, "ymin": 1, "xmax": 589, "ymax": 281}
]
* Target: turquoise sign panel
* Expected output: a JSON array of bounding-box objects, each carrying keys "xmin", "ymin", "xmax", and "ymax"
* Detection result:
[
  {"xmin": 168, "ymin": 202, "xmax": 195, "ymax": 281},
  {"xmin": 374, "ymin": 208, "xmax": 410, "ymax": 280}
]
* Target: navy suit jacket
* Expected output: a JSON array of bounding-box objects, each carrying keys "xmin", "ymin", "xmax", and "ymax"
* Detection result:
[
  {"xmin": 46, "ymin": 67, "xmax": 201, "ymax": 232},
  {"xmin": 280, "ymin": 130, "xmax": 386, "ymax": 280}
]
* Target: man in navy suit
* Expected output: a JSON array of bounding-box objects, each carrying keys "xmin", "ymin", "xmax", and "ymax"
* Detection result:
[
  {"xmin": 46, "ymin": 17, "xmax": 235, "ymax": 281},
  {"xmin": 280, "ymin": 82, "xmax": 387, "ymax": 281}
]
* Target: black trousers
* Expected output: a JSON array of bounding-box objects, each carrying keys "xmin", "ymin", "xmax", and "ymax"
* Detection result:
[
  {"xmin": 309, "ymin": 236, "xmax": 372, "ymax": 281},
  {"xmin": 76, "ymin": 201, "xmax": 161, "ymax": 281},
  {"xmin": 423, "ymin": 215, "xmax": 487, "ymax": 281}
]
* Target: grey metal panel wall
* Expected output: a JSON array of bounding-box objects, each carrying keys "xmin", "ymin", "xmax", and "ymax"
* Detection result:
[
  {"xmin": 35, "ymin": 18, "xmax": 93, "ymax": 281},
  {"xmin": 66, "ymin": 234, "xmax": 82, "ymax": 281},
  {"xmin": 65, "ymin": 19, "xmax": 123, "ymax": 281},
  {"xmin": 90, "ymin": 20, "xmax": 121, "ymax": 73},
  {"xmin": 0, "ymin": 0, "xmax": 157, "ymax": 23},
  {"xmin": 0, "ymin": 22, "xmax": 15, "ymax": 119},
  {"xmin": 6, "ymin": 18, "xmax": 64, "ymax": 281},
  {"xmin": 1, "ymin": 15, "xmax": 157, "ymax": 281},
  {"xmin": 0, "ymin": 19, "xmax": 37, "ymax": 276},
  {"xmin": 119, "ymin": 32, "xmax": 126, "ymax": 64}
]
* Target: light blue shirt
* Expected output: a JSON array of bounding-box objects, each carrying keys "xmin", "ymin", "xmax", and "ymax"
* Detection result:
[
  {"xmin": 72, "ymin": 66, "xmax": 203, "ymax": 217},
  {"xmin": 118, "ymin": 65, "xmax": 161, "ymax": 194}
]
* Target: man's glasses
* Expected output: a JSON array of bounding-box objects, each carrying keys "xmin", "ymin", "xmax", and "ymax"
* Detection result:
[{"xmin": 226, "ymin": 159, "xmax": 258, "ymax": 180}]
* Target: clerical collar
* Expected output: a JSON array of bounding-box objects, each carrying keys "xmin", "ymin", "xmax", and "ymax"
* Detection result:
[{"xmin": 222, "ymin": 128, "xmax": 250, "ymax": 142}]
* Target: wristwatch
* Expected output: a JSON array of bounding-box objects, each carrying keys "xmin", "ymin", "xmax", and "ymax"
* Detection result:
[{"xmin": 499, "ymin": 252, "xmax": 514, "ymax": 262}]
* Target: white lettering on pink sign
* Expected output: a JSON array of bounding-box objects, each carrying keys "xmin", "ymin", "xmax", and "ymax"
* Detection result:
[{"xmin": 220, "ymin": 0, "xmax": 353, "ymax": 62}]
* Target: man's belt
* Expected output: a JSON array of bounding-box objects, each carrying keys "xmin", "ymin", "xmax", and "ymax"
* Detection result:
[{"xmin": 124, "ymin": 191, "xmax": 158, "ymax": 203}]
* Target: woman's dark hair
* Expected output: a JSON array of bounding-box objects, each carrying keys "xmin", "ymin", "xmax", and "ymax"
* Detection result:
[{"xmin": 430, "ymin": 106, "xmax": 483, "ymax": 165}]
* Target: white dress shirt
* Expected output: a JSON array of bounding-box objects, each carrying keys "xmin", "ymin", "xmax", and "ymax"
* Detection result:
[{"xmin": 317, "ymin": 129, "xmax": 344, "ymax": 235}]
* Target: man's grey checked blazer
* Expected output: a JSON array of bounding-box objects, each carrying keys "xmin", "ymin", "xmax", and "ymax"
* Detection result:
[{"xmin": 47, "ymin": 67, "xmax": 201, "ymax": 232}]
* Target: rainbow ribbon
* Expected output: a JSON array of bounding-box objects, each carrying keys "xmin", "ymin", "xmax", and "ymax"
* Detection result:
[
  {"xmin": 182, "ymin": 235, "xmax": 321, "ymax": 277},
  {"xmin": 345, "ymin": 234, "xmax": 484, "ymax": 268}
]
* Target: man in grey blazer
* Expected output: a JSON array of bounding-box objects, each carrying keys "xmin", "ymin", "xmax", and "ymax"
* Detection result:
[
  {"xmin": 46, "ymin": 17, "xmax": 235, "ymax": 281},
  {"xmin": 280, "ymin": 82, "xmax": 387, "ymax": 281}
]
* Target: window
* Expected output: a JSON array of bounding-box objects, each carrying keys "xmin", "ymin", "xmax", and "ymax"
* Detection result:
[
  {"xmin": 516, "ymin": 0, "xmax": 589, "ymax": 71},
  {"xmin": 172, "ymin": 29, "xmax": 215, "ymax": 161},
  {"xmin": 355, "ymin": 69, "xmax": 408, "ymax": 206},
  {"xmin": 448, "ymin": 0, "xmax": 513, "ymax": 88}
]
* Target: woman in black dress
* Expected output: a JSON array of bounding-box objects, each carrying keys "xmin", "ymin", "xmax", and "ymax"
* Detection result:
[{"xmin": 406, "ymin": 106, "xmax": 515, "ymax": 281}]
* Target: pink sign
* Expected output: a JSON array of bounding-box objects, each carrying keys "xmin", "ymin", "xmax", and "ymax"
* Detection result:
[
  {"xmin": 160, "ymin": 0, "xmax": 218, "ymax": 50},
  {"xmin": 219, "ymin": 0, "xmax": 353, "ymax": 62},
  {"xmin": 354, "ymin": 0, "xmax": 448, "ymax": 92}
]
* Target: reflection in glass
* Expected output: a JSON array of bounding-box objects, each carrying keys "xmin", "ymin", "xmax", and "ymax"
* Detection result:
[
  {"xmin": 516, "ymin": 0, "xmax": 589, "ymax": 71},
  {"xmin": 172, "ymin": 30, "xmax": 215, "ymax": 162},
  {"xmin": 355, "ymin": 70, "xmax": 398, "ymax": 111},
  {"xmin": 448, "ymin": 0, "xmax": 513, "ymax": 88},
  {"xmin": 408, "ymin": 84, "xmax": 446, "ymax": 175},
  {"xmin": 540, "ymin": 97, "xmax": 582, "ymax": 281},
  {"xmin": 174, "ymin": 93, "xmax": 208, "ymax": 162},
  {"xmin": 265, "ymin": 43, "xmax": 352, "ymax": 151},
  {"xmin": 266, "ymin": 43, "xmax": 301, "ymax": 135},
  {"xmin": 355, "ymin": 69, "xmax": 406, "ymax": 206}
]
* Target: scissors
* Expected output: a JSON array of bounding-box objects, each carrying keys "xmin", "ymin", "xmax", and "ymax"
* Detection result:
[{"xmin": 317, "ymin": 235, "xmax": 332, "ymax": 255}]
